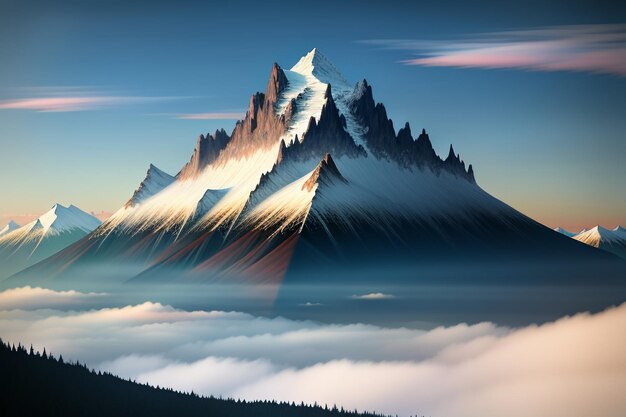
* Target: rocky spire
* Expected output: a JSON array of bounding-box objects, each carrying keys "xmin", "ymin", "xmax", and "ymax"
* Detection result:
[
  {"xmin": 347, "ymin": 79, "xmax": 376, "ymax": 125},
  {"xmin": 265, "ymin": 63, "xmax": 289, "ymax": 106},
  {"xmin": 215, "ymin": 63, "xmax": 291, "ymax": 162},
  {"xmin": 396, "ymin": 122, "xmax": 413, "ymax": 147},
  {"xmin": 414, "ymin": 128, "xmax": 438, "ymax": 164},
  {"xmin": 467, "ymin": 164, "xmax": 475, "ymax": 183},
  {"xmin": 302, "ymin": 153, "xmax": 347, "ymax": 192},
  {"xmin": 178, "ymin": 129, "xmax": 231, "ymax": 179},
  {"xmin": 446, "ymin": 145, "xmax": 457, "ymax": 162}
]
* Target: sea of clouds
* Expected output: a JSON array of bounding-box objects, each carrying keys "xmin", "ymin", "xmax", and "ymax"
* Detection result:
[{"xmin": 0, "ymin": 286, "xmax": 624, "ymax": 417}]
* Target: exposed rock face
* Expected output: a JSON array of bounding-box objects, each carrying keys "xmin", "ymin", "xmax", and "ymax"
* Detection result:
[
  {"xmin": 347, "ymin": 79, "xmax": 475, "ymax": 182},
  {"xmin": 265, "ymin": 62, "xmax": 289, "ymax": 106},
  {"xmin": 444, "ymin": 145, "xmax": 469, "ymax": 178},
  {"xmin": 302, "ymin": 153, "xmax": 347, "ymax": 192},
  {"xmin": 348, "ymin": 79, "xmax": 376, "ymax": 125},
  {"xmin": 178, "ymin": 129, "xmax": 231, "ymax": 179},
  {"xmin": 284, "ymin": 98, "xmax": 297, "ymax": 122},
  {"xmin": 215, "ymin": 63, "xmax": 291, "ymax": 162},
  {"xmin": 279, "ymin": 85, "xmax": 366, "ymax": 163},
  {"xmin": 414, "ymin": 128, "xmax": 439, "ymax": 167}
]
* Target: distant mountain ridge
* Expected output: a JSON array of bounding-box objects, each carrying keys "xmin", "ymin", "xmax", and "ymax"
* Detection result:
[
  {"xmin": 571, "ymin": 226, "xmax": 626, "ymax": 260},
  {"xmin": 0, "ymin": 204, "xmax": 100, "ymax": 279}
]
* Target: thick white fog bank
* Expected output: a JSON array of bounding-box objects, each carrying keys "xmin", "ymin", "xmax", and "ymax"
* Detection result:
[
  {"xmin": 0, "ymin": 286, "xmax": 624, "ymax": 417},
  {"xmin": 0, "ymin": 286, "xmax": 107, "ymax": 310}
]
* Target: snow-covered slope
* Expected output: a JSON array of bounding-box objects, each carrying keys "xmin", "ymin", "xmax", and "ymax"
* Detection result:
[
  {"xmin": 277, "ymin": 48, "xmax": 352, "ymax": 146},
  {"xmin": 0, "ymin": 204, "xmax": 101, "ymax": 279},
  {"xmin": 9, "ymin": 49, "xmax": 623, "ymax": 288},
  {"xmin": 1, "ymin": 204, "xmax": 100, "ymax": 243},
  {"xmin": 126, "ymin": 164, "xmax": 176, "ymax": 207},
  {"xmin": 572, "ymin": 226, "xmax": 626, "ymax": 259}
]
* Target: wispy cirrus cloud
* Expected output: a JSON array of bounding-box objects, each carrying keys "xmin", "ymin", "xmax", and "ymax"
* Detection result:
[
  {"xmin": 0, "ymin": 87, "xmax": 181, "ymax": 112},
  {"xmin": 173, "ymin": 112, "xmax": 245, "ymax": 120},
  {"xmin": 350, "ymin": 292, "xmax": 395, "ymax": 300},
  {"xmin": 363, "ymin": 24, "xmax": 626, "ymax": 76}
]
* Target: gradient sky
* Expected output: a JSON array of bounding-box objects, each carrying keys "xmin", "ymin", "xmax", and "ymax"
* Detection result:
[{"xmin": 1, "ymin": 0, "xmax": 625, "ymax": 231}]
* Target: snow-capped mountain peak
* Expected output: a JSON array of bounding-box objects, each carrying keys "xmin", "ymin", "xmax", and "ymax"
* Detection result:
[
  {"xmin": 0, "ymin": 204, "xmax": 102, "ymax": 279},
  {"xmin": 0, "ymin": 220, "xmax": 20, "ymax": 237},
  {"xmin": 302, "ymin": 153, "xmax": 346, "ymax": 192},
  {"xmin": 550, "ymin": 225, "xmax": 626, "ymax": 260},
  {"xmin": 8, "ymin": 49, "xmax": 625, "ymax": 288},
  {"xmin": 125, "ymin": 164, "xmax": 175, "ymax": 208},
  {"xmin": 0, "ymin": 203, "xmax": 100, "ymax": 245},
  {"xmin": 290, "ymin": 48, "xmax": 349, "ymax": 87},
  {"xmin": 574, "ymin": 225, "xmax": 626, "ymax": 245},
  {"xmin": 36, "ymin": 203, "xmax": 102, "ymax": 235}
]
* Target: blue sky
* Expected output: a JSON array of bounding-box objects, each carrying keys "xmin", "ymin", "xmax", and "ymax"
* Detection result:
[{"xmin": 1, "ymin": 0, "xmax": 625, "ymax": 230}]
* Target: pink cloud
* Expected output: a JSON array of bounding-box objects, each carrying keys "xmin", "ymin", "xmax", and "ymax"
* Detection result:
[
  {"xmin": 175, "ymin": 112, "xmax": 245, "ymax": 120},
  {"xmin": 366, "ymin": 24, "xmax": 626, "ymax": 76},
  {"xmin": 0, "ymin": 88, "xmax": 177, "ymax": 112}
]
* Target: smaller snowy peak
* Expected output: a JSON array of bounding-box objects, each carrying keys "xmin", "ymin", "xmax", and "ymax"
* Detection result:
[
  {"xmin": 572, "ymin": 225, "xmax": 626, "ymax": 260},
  {"xmin": 30, "ymin": 219, "xmax": 44, "ymax": 232},
  {"xmin": 1, "ymin": 204, "xmax": 101, "ymax": 243},
  {"xmin": 195, "ymin": 188, "xmax": 229, "ymax": 218},
  {"xmin": 38, "ymin": 204, "xmax": 65, "ymax": 230},
  {"xmin": 37, "ymin": 203, "xmax": 101, "ymax": 234},
  {"xmin": 291, "ymin": 48, "xmax": 349, "ymax": 87},
  {"xmin": 0, "ymin": 220, "xmax": 20, "ymax": 237},
  {"xmin": 554, "ymin": 227, "xmax": 576, "ymax": 237},
  {"xmin": 126, "ymin": 164, "xmax": 176, "ymax": 207},
  {"xmin": 574, "ymin": 225, "xmax": 626, "ymax": 246},
  {"xmin": 302, "ymin": 153, "xmax": 347, "ymax": 192}
]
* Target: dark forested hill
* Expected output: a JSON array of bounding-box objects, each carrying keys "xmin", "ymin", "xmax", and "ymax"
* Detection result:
[{"xmin": 0, "ymin": 339, "xmax": 387, "ymax": 417}]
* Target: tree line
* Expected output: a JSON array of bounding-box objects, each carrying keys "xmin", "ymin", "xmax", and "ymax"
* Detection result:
[{"xmin": 0, "ymin": 338, "xmax": 427, "ymax": 417}]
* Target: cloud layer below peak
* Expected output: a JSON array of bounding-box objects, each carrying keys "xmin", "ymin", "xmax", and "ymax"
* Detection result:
[{"xmin": 0, "ymin": 286, "xmax": 624, "ymax": 417}]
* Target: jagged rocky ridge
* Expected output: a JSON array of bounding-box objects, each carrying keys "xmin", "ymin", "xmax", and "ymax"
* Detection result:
[
  {"xmin": 347, "ymin": 79, "xmax": 474, "ymax": 181},
  {"xmin": 210, "ymin": 63, "xmax": 291, "ymax": 164},
  {"xmin": 279, "ymin": 85, "xmax": 366, "ymax": 162},
  {"xmin": 178, "ymin": 129, "xmax": 230, "ymax": 179}
]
